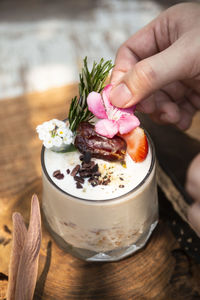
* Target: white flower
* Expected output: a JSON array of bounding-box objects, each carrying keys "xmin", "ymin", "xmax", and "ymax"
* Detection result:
[
  {"xmin": 36, "ymin": 119, "xmax": 74, "ymax": 150},
  {"xmin": 57, "ymin": 127, "xmax": 67, "ymax": 137},
  {"xmin": 43, "ymin": 121, "xmax": 55, "ymax": 131},
  {"xmin": 53, "ymin": 136, "xmax": 63, "ymax": 147},
  {"xmin": 63, "ymin": 134, "xmax": 73, "ymax": 145},
  {"xmin": 36, "ymin": 121, "xmax": 53, "ymax": 137},
  {"xmin": 43, "ymin": 137, "xmax": 54, "ymax": 149},
  {"xmin": 56, "ymin": 119, "xmax": 65, "ymax": 127},
  {"xmin": 38, "ymin": 131, "xmax": 49, "ymax": 141},
  {"xmin": 63, "ymin": 127, "xmax": 74, "ymax": 145}
]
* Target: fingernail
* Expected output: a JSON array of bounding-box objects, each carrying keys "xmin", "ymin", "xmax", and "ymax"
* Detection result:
[{"xmin": 110, "ymin": 83, "xmax": 132, "ymax": 107}]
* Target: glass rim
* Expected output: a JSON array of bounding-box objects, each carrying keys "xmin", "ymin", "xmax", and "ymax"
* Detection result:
[{"xmin": 41, "ymin": 129, "xmax": 156, "ymax": 203}]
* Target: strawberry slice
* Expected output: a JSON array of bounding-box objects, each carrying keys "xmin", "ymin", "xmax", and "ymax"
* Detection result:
[{"xmin": 122, "ymin": 127, "xmax": 148, "ymax": 162}]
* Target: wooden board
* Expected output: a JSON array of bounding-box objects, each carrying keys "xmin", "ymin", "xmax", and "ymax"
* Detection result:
[{"xmin": 0, "ymin": 85, "xmax": 200, "ymax": 300}]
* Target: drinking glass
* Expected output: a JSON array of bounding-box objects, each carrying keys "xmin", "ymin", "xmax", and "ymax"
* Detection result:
[{"xmin": 41, "ymin": 131, "xmax": 158, "ymax": 262}]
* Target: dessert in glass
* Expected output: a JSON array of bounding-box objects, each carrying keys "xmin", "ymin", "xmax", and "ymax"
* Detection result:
[{"xmin": 37, "ymin": 58, "xmax": 158, "ymax": 262}]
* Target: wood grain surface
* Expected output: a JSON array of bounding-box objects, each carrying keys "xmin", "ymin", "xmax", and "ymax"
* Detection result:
[{"xmin": 0, "ymin": 85, "xmax": 200, "ymax": 300}]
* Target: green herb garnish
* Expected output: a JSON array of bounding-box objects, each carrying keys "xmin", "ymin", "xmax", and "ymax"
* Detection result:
[{"xmin": 68, "ymin": 57, "xmax": 113, "ymax": 132}]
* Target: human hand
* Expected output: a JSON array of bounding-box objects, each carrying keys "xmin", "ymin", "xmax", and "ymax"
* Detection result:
[
  {"xmin": 186, "ymin": 153, "xmax": 200, "ymax": 237},
  {"xmin": 110, "ymin": 3, "xmax": 200, "ymax": 130}
]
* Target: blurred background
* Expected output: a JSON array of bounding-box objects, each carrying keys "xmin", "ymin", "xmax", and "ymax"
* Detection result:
[{"xmin": 0, "ymin": 0, "xmax": 199, "ymax": 100}]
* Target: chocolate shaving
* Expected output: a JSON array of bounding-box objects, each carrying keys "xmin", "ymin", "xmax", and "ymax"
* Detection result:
[
  {"xmin": 79, "ymin": 170, "xmax": 92, "ymax": 178},
  {"xmin": 82, "ymin": 151, "xmax": 92, "ymax": 163},
  {"xmin": 66, "ymin": 169, "xmax": 70, "ymax": 174},
  {"xmin": 71, "ymin": 165, "xmax": 80, "ymax": 177},
  {"xmin": 74, "ymin": 176, "xmax": 85, "ymax": 184},
  {"xmin": 102, "ymin": 179, "xmax": 111, "ymax": 185},
  {"xmin": 91, "ymin": 180, "xmax": 99, "ymax": 187},
  {"xmin": 88, "ymin": 177, "xmax": 96, "ymax": 183},
  {"xmin": 81, "ymin": 161, "xmax": 95, "ymax": 169},
  {"xmin": 56, "ymin": 174, "xmax": 64, "ymax": 179},
  {"xmin": 76, "ymin": 182, "xmax": 83, "ymax": 189},
  {"xmin": 93, "ymin": 171, "xmax": 101, "ymax": 177},
  {"xmin": 53, "ymin": 170, "xmax": 64, "ymax": 180},
  {"xmin": 73, "ymin": 157, "xmax": 102, "ymax": 188},
  {"xmin": 91, "ymin": 164, "xmax": 98, "ymax": 173},
  {"xmin": 53, "ymin": 170, "xmax": 61, "ymax": 177}
]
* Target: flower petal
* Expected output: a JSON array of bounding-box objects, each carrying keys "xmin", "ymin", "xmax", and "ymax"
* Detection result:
[
  {"xmin": 95, "ymin": 119, "xmax": 119, "ymax": 138},
  {"xmin": 87, "ymin": 92, "xmax": 107, "ymax": 119},
  {"xmin": 118, "ymin": 114, "xmax": 140, "ymax": 135},
  {"xmin": 102, "ymin": 84, "xmax": 113, "ymax": 112}
]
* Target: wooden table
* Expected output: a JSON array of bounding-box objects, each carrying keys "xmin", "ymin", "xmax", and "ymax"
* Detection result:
[{"xmin": 0, "ymin": 85, "xmax": 200, "ymax": 300}]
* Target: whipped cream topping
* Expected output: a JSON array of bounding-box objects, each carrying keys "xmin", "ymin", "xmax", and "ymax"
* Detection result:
[{"xmin": 43, "ymin": 146, "xmax": 152, "ymax": 201}]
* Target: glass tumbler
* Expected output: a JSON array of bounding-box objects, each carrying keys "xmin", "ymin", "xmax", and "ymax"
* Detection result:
[{"xmin": 41, "ymin": 132, "xmax": 158, "ymax": 262}]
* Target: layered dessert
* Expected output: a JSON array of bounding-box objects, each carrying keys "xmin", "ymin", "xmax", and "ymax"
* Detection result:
[{"xmin": 38, "ymin": 58, "xmax": 158, "ymax": 261}]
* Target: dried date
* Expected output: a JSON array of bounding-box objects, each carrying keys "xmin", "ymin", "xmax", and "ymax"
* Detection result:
[{"xmin": 74, "ymin": 122, "xmax": 127, "ymax": 161}]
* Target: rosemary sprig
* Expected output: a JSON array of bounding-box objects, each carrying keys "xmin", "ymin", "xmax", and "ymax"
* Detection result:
[{"xmin": 68, "ymin": 57, "xmax": 113, "ymax": 132}]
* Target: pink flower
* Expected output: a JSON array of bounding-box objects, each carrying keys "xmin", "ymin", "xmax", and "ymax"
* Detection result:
[{"xmin": 87, "ymin": 84, "xmax": 140, "ymax": 138}]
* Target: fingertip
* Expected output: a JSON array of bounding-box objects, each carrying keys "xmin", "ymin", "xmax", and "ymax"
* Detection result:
[
  {"xmin": 176, "ymin": 121, "xmax": 191, "ymax": 131},
  {"xmin": 176, "ymin": 113, "xmax": 192, "ymax": 131},
  {"xmin": 160, "ymin": 111, "xmax": 180, "ymax": 124},
  {"xmin": 136, "ymin": 96, "xmax": 156, "ymax": 114},
  {"xmin": 109, "ymin": 83, "xmax": 133, "ymax": 108},
  {"xmin": 159, "ymin": 102, "xmax": 180, "ymax": 124}
]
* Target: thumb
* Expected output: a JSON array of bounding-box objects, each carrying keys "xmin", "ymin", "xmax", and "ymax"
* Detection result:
[{"xmin": 110, "ymin": 41, "xmax": 190, "ymax": 108}]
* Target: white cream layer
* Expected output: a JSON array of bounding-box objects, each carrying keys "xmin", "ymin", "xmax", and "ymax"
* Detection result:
[{"xmin": 44, "ymin": 147, "xmax": 152, "ymax": 201}]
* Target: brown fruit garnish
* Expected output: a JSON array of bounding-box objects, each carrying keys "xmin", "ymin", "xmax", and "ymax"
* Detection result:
[{"xmin": 75, "ymin": 122, "xmax": 127, "ymax": 162}]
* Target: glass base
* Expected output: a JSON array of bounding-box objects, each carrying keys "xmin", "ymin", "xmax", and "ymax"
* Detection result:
[{"xmin": 44, "ymin": 214, "xmax": 158, "ymax": 262}]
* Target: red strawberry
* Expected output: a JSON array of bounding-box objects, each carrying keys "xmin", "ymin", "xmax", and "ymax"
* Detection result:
[{"xmin": 122, "ymin": 127, "xmax": 148, "ymax": 162}]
